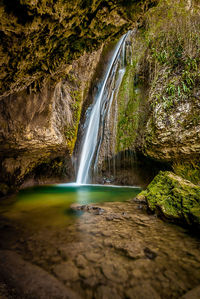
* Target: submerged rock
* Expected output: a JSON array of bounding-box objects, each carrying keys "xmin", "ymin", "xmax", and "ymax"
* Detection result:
[
  {"xmin": 53, "ymin": 261, "xmax": 79, "ymax": 282},
  {"xmin": 70, "ymin": 204, "xmax": 105, "ymax": 215},
  {"xmin": 125, "ymin": 283, "xmax": 160, "ymax": 299},
  {"xmin": 181, "ymin": 285, "xmax": 200, "ymax": 299},
  {"xmin": 144, "ymin": 247, "xmax": 157, "ymax": 260},
  {"xmin": 138, "ymin": 171, "xmax": 200, "ymax": 226},
  {"xmin": 1, "ymin": 199, "xmax": 200, "ymax": 298}
]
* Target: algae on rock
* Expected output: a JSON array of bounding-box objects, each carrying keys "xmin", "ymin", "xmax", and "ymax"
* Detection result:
[
  {"xmin": 116, "ymin": 63, "xmax": 141, "ymax": 152},
  {"xmin": 139, "ymin": 171, "xmax": 200, "ymax": 226},
  {"xmin": 173, "ymin": 159, "xmax": 200, "ymax": 186}
]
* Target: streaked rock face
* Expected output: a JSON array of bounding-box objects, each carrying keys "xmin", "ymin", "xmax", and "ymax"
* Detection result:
[
  {"xmin": 144, "ymin": 97, "xmax": 200, "ymax": 161},
  {"xmin": 0, "ymin": 0, "xmax": 158, "ymax": 193},
  {"xmin": 0, "ymin": 47, "xmax": 103, "ymax": 192}
]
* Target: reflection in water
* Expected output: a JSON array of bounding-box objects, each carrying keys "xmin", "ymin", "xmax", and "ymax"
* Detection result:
[{"xmin": 0, "ymin": 184, "xmax": 141, "ymax": 229}]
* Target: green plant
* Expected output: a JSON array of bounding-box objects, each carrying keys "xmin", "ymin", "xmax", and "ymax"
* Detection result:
[
  {"xmin": 166, "ymin": 83, "xmax": 176, "ymax": 96},
  {"xmin": 152, "ymin": 48, "xmax": 168, "ymax": 64}
]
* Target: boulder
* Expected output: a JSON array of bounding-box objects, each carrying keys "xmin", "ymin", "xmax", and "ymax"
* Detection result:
[{"xmin": 138, "ymin": 171, "xmax": 200, "ymax": 226}]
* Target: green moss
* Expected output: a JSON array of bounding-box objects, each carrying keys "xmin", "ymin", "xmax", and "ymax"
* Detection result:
[
  {"xmin": 139, "ymin": 171, "xmax": 200, "ymax": 225},
  {"xmin": 118, "ymin": 0, "xmax": 199, "ymax": 162},
  {"xmin": 120, "ymin": 0, "xmax": 198, "ymax": 124},
  {"xmin": 173, "ymin": 160, "xmax": 200, "ymax": 185},
  {"xmin": 116, "ymin": 64, "xmax": 141, "ymax": 152},
  {"xmin": 64, "ymin": 89, "xmax": 82, "ymax": 154}
]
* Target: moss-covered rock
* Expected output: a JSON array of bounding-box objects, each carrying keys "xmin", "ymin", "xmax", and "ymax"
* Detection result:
[
  {"xmin": 140, "ymin": 0, "xmax": 200, "ymax": 161},
  {"xmin": 173, "ymin": 159, "xmax": 200, "ymax": 185},
  {"xmin": 113, "ymin": 0, "xmax": 200, "ymax": 165},
  {"xmin": 116, "ymin": 63, "xmax": 141, "ymax": 152},
  {"xmin": 139, "ymin": 171, "xmax": 200, "ymax": 226}
]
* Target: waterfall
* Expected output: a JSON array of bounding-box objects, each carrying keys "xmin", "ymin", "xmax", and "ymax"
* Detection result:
[{"xmin": 76, "ymin": 32, "xmax": 130, "ymax": 184}]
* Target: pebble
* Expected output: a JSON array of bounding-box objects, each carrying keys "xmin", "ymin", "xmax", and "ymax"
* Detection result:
[
  {"xmin": 75, "ymin": 254, "xmax": 88, "ymax": 268},
  {"xmin": 53, "ymin": 261, "xmax": 79, "ymax": 282},
  {"xmin": 84, "ymin": 251, "xmax": 103, "ymax": 263},
  {"xmin": 79, "ymin": 267, "xmax": 93, "ymax": 279},
  {"xmin": 95, "ymin": 285, "xmax": 122, "ymax": 299},
  {"xmin": 101, "ymin": 262, "xmax": 129, "ymax": 283},
  {"xmin": 144, "ymin": 247, "xmax": 157, "ymax": 260},
  {"xmin": 125, "ymin": 283, "xmax": 160, "ymax": 299}
]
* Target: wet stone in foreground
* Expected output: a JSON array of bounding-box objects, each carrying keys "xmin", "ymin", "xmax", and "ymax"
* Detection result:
[{"xmin": 0, "ymin": 199, "xmax": 200, "ymax": 298}]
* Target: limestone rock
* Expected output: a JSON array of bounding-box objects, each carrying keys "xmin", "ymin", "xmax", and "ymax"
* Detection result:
[
  {"xmin": 95, "ymin": 285, "xmax": 122, "ymax": 299},
  {"xmin": 181, "ymin": 285, "xmax": 200, "ymax": 299},
  {"xmin": 110, "ymin": 0, "xmax": 200, "ymax": 173},
  {"xmin": 0, "ymin": 47, "xmax": 102, "ymax": 193},
  {"xmin": 0, "ymin": 0, "xmax": 157, "ymax": 98},
  {"xmin": 53, "ymin": 261, "xmax": 79, "ymax": 282},
  {"xmin": 144, "ymin": 99, "xmax": 200, "ymax": 161},
  {"xmin": 139, "ymin": 171, "xmax": 200, "ymax": 226},
  {"xmin": 101, "ymin": 261, "xmax": 129, "ymax": 283},
  {"xmin": 125, "ymin": 283, "xmax": 160, "ymax": 299},
  {"xmin": 0, "ymin": 250, "xmax": 81, "ymax": 299}
]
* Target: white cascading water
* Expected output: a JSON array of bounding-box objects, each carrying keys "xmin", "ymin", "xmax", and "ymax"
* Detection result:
[{"xmin": 76, "ymin": 32, "xmax": 130, "ymax": 184}]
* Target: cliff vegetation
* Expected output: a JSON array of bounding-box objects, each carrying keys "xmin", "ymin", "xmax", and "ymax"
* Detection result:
[{"xmin": 116, "ymin": 0, "xmax": 200, "ymax": 171}]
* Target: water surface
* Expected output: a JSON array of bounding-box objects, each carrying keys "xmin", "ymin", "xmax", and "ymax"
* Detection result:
[{"xmin": 0, "ymin": 184, "xmax": 141, "ymax": 228}]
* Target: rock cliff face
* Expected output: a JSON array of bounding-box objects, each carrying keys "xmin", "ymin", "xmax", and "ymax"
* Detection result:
[
  {"xmin": 0, "ymin": 0, "xmax": 158, "ymax": 194},
  {"xmin": 1, "ymin": 0, "xmax": 200, "ymax": 196},
  {"xmin": 92, "ymin": 0, "xmax": 200, "ymax": 191},
  {"xmin": 0, "ymin": 48, "xmax": 103, "ymax": 194},
  {"xmin": 142, "ymin": 0, "xmax": 200, "ymax": 162},
  {"xmin": 144, "ymin": 98, "xmax": 200, "ymax": 161},
  {"xmin": 0, "ymin": 0, "xmax": 157, "ymax": 98},
  {"xmin": 113, "ymin": 0, "xmax": 200, "ymax": 176},
  {"xmin": 107, "ymin": 0, "xmax": 200, "ymax": 226}
]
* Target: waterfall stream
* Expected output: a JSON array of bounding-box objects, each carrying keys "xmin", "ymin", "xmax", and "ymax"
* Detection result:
[{"xmin": 76, "ymin": 32, "xmax": 131, "ymax": 184}]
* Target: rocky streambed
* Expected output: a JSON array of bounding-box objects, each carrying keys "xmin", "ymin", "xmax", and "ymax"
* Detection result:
[{"xmin": 0, "ymin": 198, "xmax": 200, "ymax": 299}]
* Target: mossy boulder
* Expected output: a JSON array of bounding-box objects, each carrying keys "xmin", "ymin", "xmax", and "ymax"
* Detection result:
[{"xmin": 139, "ymin": 171, "xmax": 200, "ymax": 226}]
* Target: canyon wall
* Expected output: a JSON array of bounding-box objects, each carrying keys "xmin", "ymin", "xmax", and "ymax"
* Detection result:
[
  {"xmin": 1, "ymin": 0, "xmax": 200, "ymax": 195},
  {"xmin": 0, "ymin": 48, "xmax": 103, "ymax": 194},
  {"xmin": 0, "ymin": 0, "xmax": 158, "ymax": 194},
  {"xmin": 110, "ymin": 0, "xmax": 200, "ymax": 185}
]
